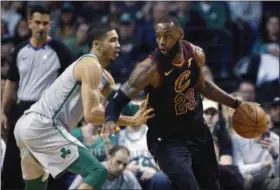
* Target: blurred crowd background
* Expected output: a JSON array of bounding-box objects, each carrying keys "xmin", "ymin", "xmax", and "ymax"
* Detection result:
[{"xmin": 1, "ymin": 1, "xmax": 279, "ymax": 190}]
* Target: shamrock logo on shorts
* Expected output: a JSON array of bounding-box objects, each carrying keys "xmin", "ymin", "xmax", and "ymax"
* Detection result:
[{"xmin": 60, "ymin": 147, "xmax": 71, "ymax": 159}]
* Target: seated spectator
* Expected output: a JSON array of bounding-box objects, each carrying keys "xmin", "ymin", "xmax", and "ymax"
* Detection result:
[
  {"xmin": 227, "ymin": 2, "xmax": 262, "ymax": 34},
  {"xmin": 54, "ymin": 2, "xmax": 76, "ymax": 42},
  {"xmin": 1, "ymin": 20, "xmax": 10, "ymax": 39},
  {"xmin": 203, "ymin": 98, "xmax": 244, "ymax": 189},
  {"xmin": 1, "ymin": 56, "xmax": 11, "ymax": 102},
  {"xmin": 252, "ymin": 12, "xmax": 279, "ymax": 57},
  {"xmin": 71, "ymin": 122, "xmax": 118, "ymax": 162},
  {"xmin": 64, "ymin": 23, "xmax": 89, "ymax": 58},
  {"xmin": 269, "ymin": 97, "xmax": 280, "ymax": 136},
  {"xmin": 69, "ymin": 145, "xmax": 142, "ymax": 189},
  {"xmin": 238, "ymin": 79, "xmax": 256, "ymax": 102},
  {"xmin": 193, "ymin": 2, "xmax": 230, "ymax": 29},
  {"xmin": 232, "ymin": 129, "xmax": 279, "ymax": 189},
  {"xmin": 13, "ymin": 18, "xmax": 31, "ymax": 45},
  {"xmin": 118, "ymin": 101, "xmax": 171, "ymax": 190},
  {"xmin": 170, "ymin": 1, "xmax": 205, "ymax": 32},
  {"xmin": 1, "ymin": 1, "xmax": 22, "ymax": 36}
]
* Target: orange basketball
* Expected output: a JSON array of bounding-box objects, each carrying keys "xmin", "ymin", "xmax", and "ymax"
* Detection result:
[{"xmin": 232, "ymin": 103, "xmax": 267, "ymax": 139}]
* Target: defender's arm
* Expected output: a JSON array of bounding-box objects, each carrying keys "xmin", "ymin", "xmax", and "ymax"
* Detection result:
[{"xmin": 105, "ymin": 58, "xmax": 156, "ymax": 124}]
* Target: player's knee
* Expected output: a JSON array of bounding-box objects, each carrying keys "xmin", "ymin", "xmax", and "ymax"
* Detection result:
[{"xmin": 84, "ymin": 164, "xmax": 108, "ymax": 189}]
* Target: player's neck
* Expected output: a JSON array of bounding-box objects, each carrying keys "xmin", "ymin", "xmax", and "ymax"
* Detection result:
[
  {"xmin": 30, "ymin": 36, "xmax": 50, "ymax": 48},
  {"xmin": 90, "ymin": 49, "xmax": 110, "ymax": 68},
  {"xmin": 171, "ymin": 43, "xmax": 184, "ymax": 65}
]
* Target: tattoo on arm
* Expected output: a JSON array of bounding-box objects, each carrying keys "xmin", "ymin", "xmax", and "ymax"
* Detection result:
[
  {"xmin": 122, "ymin": 59, "xmax": 155, "ymax": 99},
  {"xmin": 201, "ymin": 80, "xmax": 238, "ymax": 109}
]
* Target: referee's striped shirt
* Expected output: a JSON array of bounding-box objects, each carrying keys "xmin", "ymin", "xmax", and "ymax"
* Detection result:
[{"xmin": 7, "ymin": 39, "xmax": 75, "ymax": 101}]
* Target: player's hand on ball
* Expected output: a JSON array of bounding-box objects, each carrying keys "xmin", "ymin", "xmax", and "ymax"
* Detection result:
[
  {"xmin": 132, "ymin": 96, "xmax": 155, "ymax": 126},
  {"xmin": 237, "ymin": 101, "xmax": 260, "ymax": 109}
]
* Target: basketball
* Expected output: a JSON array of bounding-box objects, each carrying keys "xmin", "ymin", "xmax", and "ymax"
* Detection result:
[{"xmin": 232, "ymin": 103, "xmax": 267, "ymax": 139}]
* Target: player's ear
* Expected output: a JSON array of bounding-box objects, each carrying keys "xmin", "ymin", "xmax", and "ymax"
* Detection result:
[{"xmin": 93, "ymin": 40, "xmax": 101, "ymax": 50}]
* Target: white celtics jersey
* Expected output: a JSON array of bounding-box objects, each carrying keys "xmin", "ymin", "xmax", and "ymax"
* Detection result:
[
  {"xmin": 118, "ymin": 126, "xmax": 157, "ymax": 169},
  {"xmin": 26, "ymin": 53, "xmax": 108, "ymax": 130}
]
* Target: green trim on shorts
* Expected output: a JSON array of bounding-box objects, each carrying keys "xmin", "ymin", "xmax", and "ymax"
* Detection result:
[{"xmin": 50, "ymin": 83, "xmax": 82, "ymax": 146}]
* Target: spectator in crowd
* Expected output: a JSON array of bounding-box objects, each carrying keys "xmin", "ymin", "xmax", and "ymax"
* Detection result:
[
  {"xmin": 136, "ymin": 2, "xmax": 169, "ymax": 60},
  {"xmin": 13, "ymin": 18, "xmax": 31, "ymax": 45},
  {"xmin": 54, "ymin": 2, "xmax": 76, "ymax": 42},
  {"xmin": 170, "ymin": 1, "xmax": 206, "ymax": 36},
  {"xmin": 69, "ymin": 146, "xmax": 142, "ymax": 189},
  {"xmin": 10, "ymin": 1, "xmax": 28, "ymax": 18},
  {"xmin": 102, "ymin": 146, "xmax": 142, "ymax": 189},
  {"xmin": 1, "ymin": 20, "xmax": 10, "ymax": 38},
  {"xmin": 203, "ymin": 98, "xmax": 244, "ymax": 189},
  {"xmin": 64, "ymin": 22, "xmax": 89, "ymax": 58},
  {"xmin": 238, "ymin": 80, "xmax": 256, "ymax": 102},
  {"xmin": 71, "ymin": 122, "xmax": 118, "ymax": 162},
  {"xmin": 232, "ymin": 129, "xmax": 279, "ymax": 189},
  {"xmin": 227, "ymin": 2, "xmax": 262, "ymax": 34},
  {"xmin": 1, "ymin": 6, "xmax": 75, "ymax": 189},
  {"xmin": 108, "ymin": 12, "xmax": 139, "ymax": 83},
  {"xmin": 1, "ymin": 37, "xmax": 15, "ymax": 57},
  {"xmin": 1, "ymin": 1, "xmax": 22, "ymax": 36},
  {"xmin": 269, "ymin": 97, "xmax": 280, "ymax": 136},
  {"xmin": 252, "ymin": 12, "xmax": 279, "ymax": 57},
  {"xmin": 1, "ymin": 57, "xmax": 11, "ymax": 101},
  {"xmin": 77, "ymin": 1, "xmax": 109, "ymax": 24},
  {"xmin": 193, "ymin": 2, "xmax": 230, "ymax": 29}
]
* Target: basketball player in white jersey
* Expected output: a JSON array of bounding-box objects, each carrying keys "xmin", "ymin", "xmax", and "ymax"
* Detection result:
[{"xmin": 14, "ymin": 23, "xmax": 154, "ymax": 190}]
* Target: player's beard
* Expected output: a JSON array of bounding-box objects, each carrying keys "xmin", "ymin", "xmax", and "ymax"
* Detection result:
[{"xmin": 160, "ymin": 40, "xmax": 181, "ymax": 62}]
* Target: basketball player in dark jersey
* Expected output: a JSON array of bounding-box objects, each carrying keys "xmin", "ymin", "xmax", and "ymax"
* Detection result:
[{"xmin": 104, "ymin": 16, "xmax": 252, "ymax": 189}]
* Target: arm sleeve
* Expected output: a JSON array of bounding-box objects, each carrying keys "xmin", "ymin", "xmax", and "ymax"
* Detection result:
[
  {"xmin": 49, "ymin": 39, "xmax": 76, "ymax": 75},
  {"xmin": 7, "ymin": 41, "xmax": 29, "ymax": 81},
  {"xmin": 107, "ymin": 89, "xmax": 140, "ymax": 116},
  {"xmin": 105, "ymin": 89, "xmax": 131, "ymax": 123}
]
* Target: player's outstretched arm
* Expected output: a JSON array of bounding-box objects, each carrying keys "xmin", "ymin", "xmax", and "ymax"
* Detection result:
[
  {"xmin": 75, "ymin": 58, "xmax": 153, "ymax": 126},
  {"xmin": 105, "ymin": 58, "xmax": 156, "ymax": 125},
  {"xmin": 190, "ymin": 44, "xmax": 241, "ymax": 109}
]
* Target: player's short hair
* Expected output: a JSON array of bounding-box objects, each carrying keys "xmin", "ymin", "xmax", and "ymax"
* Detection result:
[
  {"xmin": 29, "ymin": 6, "xmax": 50, "ymax": 18},
  {"xmin": 87, "ymin": 22, "xmax": 114, "ymax": 47},
  {"xmin": 109, "ymin": 145, "xmax": 130, "ymax": 157},
  {"xmin": 155, "ymin": 16, "xmax": 181, "ymax": 28}
]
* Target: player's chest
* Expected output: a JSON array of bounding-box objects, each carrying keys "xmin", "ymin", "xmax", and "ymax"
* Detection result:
[{"xmin": 161, "ymin": 58, "xmax": 200, "ymax": 92}]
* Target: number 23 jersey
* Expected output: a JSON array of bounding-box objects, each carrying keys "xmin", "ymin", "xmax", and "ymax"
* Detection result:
[{"xmin": 145, "ymin": 41, "xmax": 203, "ymax": 138}]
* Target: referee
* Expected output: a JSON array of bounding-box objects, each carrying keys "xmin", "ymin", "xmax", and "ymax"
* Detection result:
[{"xmin": 1, "ymin": 6, "xmax": 75, "ymax": 189}]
